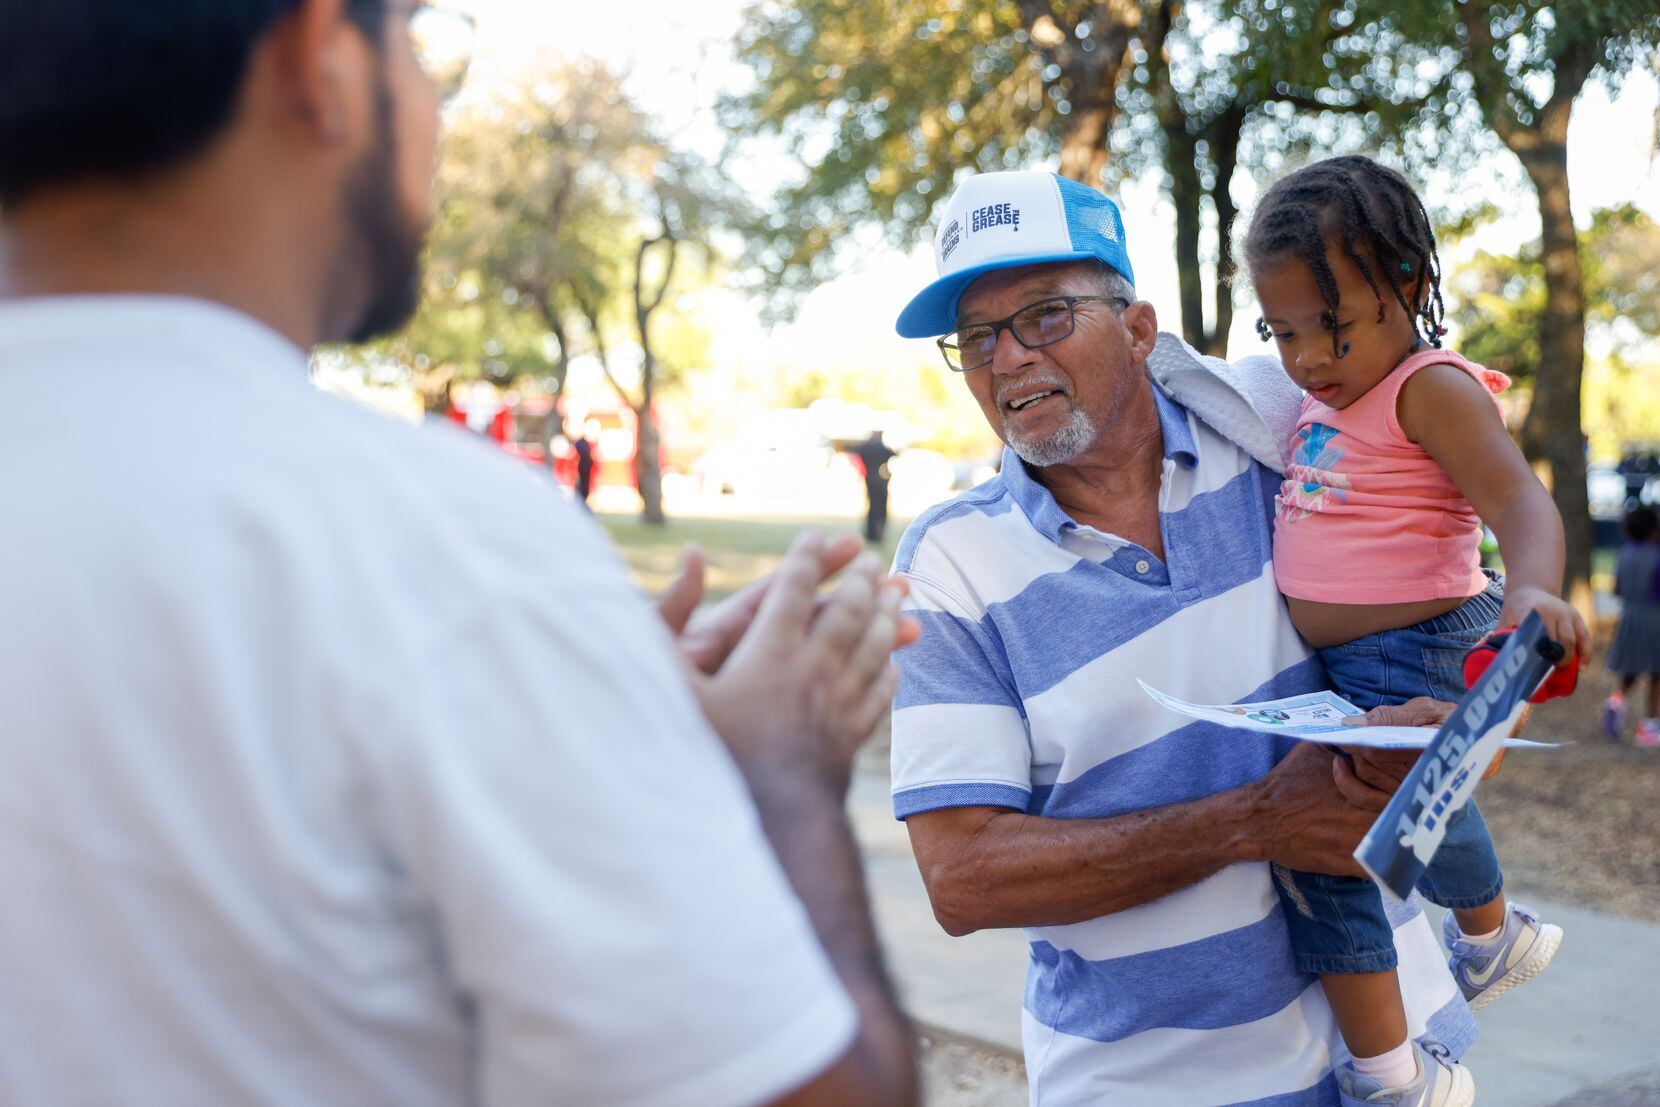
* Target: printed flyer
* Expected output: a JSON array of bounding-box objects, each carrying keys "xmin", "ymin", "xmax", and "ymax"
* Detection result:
[{"xmin": 1135, "ymin": 680, "xmax": 1556, "ymax": 750}]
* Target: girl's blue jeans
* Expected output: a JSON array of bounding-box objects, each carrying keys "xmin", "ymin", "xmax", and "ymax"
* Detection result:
[{"xmin": 1275, "ymin": 575, "xmax": 1507, "ymax": 975}]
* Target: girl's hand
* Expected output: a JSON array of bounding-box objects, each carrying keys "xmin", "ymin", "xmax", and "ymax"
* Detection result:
[{"xmin": 1497, "ymin": 585, "xmax": 1592, "ymax": 669}]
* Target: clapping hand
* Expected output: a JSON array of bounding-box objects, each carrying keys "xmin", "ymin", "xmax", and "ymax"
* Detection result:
[{"xmin": 658, "ymin": 532, "xmax": 920, "ymax": 795}]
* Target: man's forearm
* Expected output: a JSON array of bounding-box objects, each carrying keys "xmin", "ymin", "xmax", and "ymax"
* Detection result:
[
  {"xmin": 743, "ymin": 764, "xmax": 917, "ymax": 1107},
  {"xmin": 910, "ymin": 784, "xmax": 1267, "ymax": 935}
]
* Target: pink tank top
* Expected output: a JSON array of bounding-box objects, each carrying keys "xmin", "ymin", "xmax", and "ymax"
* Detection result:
[{"xmin": 1272, "ymin": 348, "xmax": 1511, "ymax": 604}]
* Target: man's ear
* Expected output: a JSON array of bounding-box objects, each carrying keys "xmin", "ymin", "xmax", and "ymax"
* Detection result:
[
  {"xmin": 1122, "ymin": 299, "xmax": 1159, "ymax": 361},
  {"xmin": 266, "ymin": 0, "xmax": 365, "ymax": 145}
]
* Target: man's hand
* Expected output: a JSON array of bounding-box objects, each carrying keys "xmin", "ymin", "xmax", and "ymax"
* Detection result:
[
  {"xmin": 691, "ymin": 532, "xmax": 917, "ymax": 796},
  {"xmin": 658, "ymin": 538, "xmax": 856, "ymax": 675},
  {"xmin": 1341, "ymin": 695, "xmax": 1508, "ymax": 780},
  {"xmin": 1342, "ymin": 697, "xmax": 1453, "ymax": 729},
  {"xmin": 658, "ymin": 539, "xmax": 918, "ymax": 676},
  {"xmin": 1248, "ymin": 742, "xmax": 1388, "ymax": 878},
  {"xmin": 657, "ymin": 533, "xmax": 922, "ymax": 1107},
  {"xmin": 1333, "ymin": 698, "xmax": 1440, "ymax": 794}
]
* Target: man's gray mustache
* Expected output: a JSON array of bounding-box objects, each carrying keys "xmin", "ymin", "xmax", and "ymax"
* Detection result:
[{"xmin": 996, "ymin": 377, "xmax": 1071, "ymax": 408}]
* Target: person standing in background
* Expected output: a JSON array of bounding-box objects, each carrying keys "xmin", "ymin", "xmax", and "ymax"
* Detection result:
[
  {"xmin": 855, "ymin": 430, "xmax": 896, "ymax": 545},
  {"xmin": 572, "ymin": 423, "xmax": 596, "ymax": 507},
  {"xmin": 1604, "ymin": 506, "xmax": 1660, "ymax": 745}
]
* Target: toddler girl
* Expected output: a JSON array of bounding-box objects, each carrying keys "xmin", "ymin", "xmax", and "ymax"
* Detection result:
[{"xmin": 1245, "ymin": 155, "xmax": 1591, "ymax": 1107}]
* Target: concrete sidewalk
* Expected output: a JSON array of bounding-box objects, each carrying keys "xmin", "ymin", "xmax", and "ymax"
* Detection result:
[{"xmin": 850, "ymin": 767, "xmax": 1660, "ymax": 1106}]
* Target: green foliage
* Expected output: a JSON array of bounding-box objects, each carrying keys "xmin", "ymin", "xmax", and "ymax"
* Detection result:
[
  {"xmin": 1585, "ymin": 351, "xmax": 1660, "ymax": 460},
  {"xmin": 720, "ymin": 0, "xmax": 1495, "ymax": 342},
  {"xmin": 1448, "ymin": 203, "xmax": 1660, "ymax": 385},
  {"xmin": 1118, "ymin": 1, "xmax": 1449, "ymax": 191},
  {"xmin": 1361, "ymin": 0, "xmax": 1660, "ymax": 126},
  {"xmin": 357, "ymin": 59, "xmax": 740, "ymax": 431},
  {"xmin": 357, "ymin": 62, "xmax": 656, "ymax": 403},
  {"xmin": 722, "ymin": 0, "xmax": 1047, "ymax": 311},
  {"xmin": 375, "ymin": 277, "xmax": 552, "ymax": 385},
  {"xmin": 1447, "ymin": 246, "xmax": 1545, "ymax": 383},
  {"xmin": 1123, "ymin": 0, "xmax": 1437, "ymax": 348},
  {"xmin": 1585, "ymin": 204, "xmax": 1660, "ymax": 337},
  {"xmin": 648, "ymin": 308, "xmax": 718, "ymax": 400}
]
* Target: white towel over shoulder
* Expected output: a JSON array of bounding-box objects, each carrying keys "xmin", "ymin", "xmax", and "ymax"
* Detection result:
[{"xmin": 1145, "ymin": 331, "xmax": 1301, "ymax": 474}]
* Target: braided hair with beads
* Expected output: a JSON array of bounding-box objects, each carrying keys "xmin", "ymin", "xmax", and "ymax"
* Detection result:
[{"xmin": 1244, "ymin": 155, "xmax": 1448, "ymax": 361}]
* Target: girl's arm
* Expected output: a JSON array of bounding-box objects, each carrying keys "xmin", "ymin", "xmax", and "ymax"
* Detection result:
[{"xmin": 1398, "ymin": 362, "xmax": 1592, "ymax": 664}]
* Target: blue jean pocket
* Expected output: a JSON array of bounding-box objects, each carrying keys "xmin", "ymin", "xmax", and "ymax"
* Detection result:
[
  {"xmin": 1322, "ymin": 638, "xmax": 1389, "ymax": 710},
  {"xmin": 1420, "ymin": 625, "xmax": 1489, "ymax": 703}
]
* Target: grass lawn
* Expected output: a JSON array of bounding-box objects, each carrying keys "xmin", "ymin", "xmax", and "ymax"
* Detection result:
[
  {"xmin": 599, "ymin": 512, "xmax": 908, "ymax": 602},
  {"xmin": 601, "ymin": 511, "xmax": 1623, "ymax": 604},
  {"xmin": 1592, "ymin": 545, "xmax": 1616, "ymax": 594}
]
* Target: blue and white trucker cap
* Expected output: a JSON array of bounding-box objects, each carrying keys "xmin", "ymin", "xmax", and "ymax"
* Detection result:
[{"xmin": 895, "ymin": 170, "xmax": 1135, "ymax": 338}]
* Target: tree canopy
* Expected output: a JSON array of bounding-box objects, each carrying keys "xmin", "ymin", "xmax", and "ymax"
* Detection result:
[
  {"xmin": 374, "ymin": 59, "xmax": 739, "ymax": 523},
  {"xmin": 721, "ymin": 0, "xmax": 1454, "ymax": 346},
  {"xmin": 1451, "ymin": 203, "xmax": 1660, "ymax": 385}
]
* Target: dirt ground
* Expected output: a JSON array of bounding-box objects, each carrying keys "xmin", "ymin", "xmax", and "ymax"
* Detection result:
[
  {"xmin": 1477, "ymin": 656, "xmax": 1660, "ymax": 922},
  {"xmin": 918, "ymin": 1031, "xmax": 1029, "ymax": 1106}
]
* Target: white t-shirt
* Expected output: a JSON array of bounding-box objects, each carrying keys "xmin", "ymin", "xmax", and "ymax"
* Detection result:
[{"xmin": 0, "ymin": 296, "xmax": 855, "ymax": 1106}]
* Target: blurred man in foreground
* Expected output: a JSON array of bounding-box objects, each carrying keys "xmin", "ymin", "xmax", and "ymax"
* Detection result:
[{"xmin": 0, "ymin": 2, "xmax": 915, "ymax": 1104}]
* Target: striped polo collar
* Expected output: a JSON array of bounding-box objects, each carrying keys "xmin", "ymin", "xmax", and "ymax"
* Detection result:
[{"xmin": 1000, "ymin": 380, "xmax": 1199, "ymax": 544}]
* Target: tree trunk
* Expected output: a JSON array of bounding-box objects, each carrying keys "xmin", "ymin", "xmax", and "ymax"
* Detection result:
[
  {"xmin": 1026, "ymin": 0, "xmax": 1140, "ymax": 187},
  {"xmin": 632, "ymin": 226, "xmax": 677, "ymax": 527},
  {"xmin": 1516, "ymin": 146, "xmax": 1594, "ymax": 617},
  {"xmin": 1458, "ymin": 9, "xmax": 1597, "ymax": 622},
  {"xmin": 1058, "ymin": 97, "xmax": 1115, "ymax": 185},
  {"xmin": 1166, "ymin": 128, "xmax": 1208, "ymax": 347},
  {"xmin": 1205, "ymin": 106, "xmax": 1244, "ymax": 357},
  {"xmin": 541, "ymin": 306, "xmax": 573, "ymax": 475},
  {"xmin": 1143, "ymin": 0, "xmax": 1232, "ymax": 355},
  {"xmin": 634, "ymin": 412, "xmax": 666, "ymax": 527},
  {"xmin": 632, "ymin": 325, "xmax": 666, "ymax": 526},
  {"xmin": 1144, "ymin": 0, "xmax": 1206, "ymax": 345},
  {"xmin": 545, "ymin": 312, "xmax": 571, "ymax": 403},
  {"xmin": 1156, "ymin": 102, "xmax": 1239, "ymax": 355}
]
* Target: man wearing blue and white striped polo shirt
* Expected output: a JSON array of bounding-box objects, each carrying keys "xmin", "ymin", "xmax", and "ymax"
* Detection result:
[{"xmin": 889, "ymin": 170, "xmax": 1476, "ymax": 1106}]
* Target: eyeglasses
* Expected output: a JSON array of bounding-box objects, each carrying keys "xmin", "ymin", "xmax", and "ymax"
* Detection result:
[
  {"xmin": 938, "ymin": 295, "xmax": 1128, "ymax": 372},
  {"xmin": 408, "ymin": 4, "xmax": 477, "ymax": 105}
]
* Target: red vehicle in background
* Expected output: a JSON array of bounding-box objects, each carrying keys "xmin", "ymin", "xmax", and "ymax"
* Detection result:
[{"xmin": 446, "ymin": 385, "xmax": 643, "ymax": 494}]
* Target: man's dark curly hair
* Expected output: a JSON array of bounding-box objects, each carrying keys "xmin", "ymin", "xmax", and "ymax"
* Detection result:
[
  {"xmin": 0, "ymin": 0, "xmax": 385, "ymax": 209},
  {"xmin": 1245, "ymin": 155, "xmax": 1447, "ymax": 360}
]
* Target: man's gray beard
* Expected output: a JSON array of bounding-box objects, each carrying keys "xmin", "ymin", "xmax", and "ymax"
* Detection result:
[{"xmin": 1005, "ymin": 405, "xmax": 1097, "ymax": 467}]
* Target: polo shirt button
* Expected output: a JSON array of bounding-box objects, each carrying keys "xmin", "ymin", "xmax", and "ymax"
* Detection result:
[{"xmin": 1135, "ymin": 559, "xmax": 1150, "ymax": 574}]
